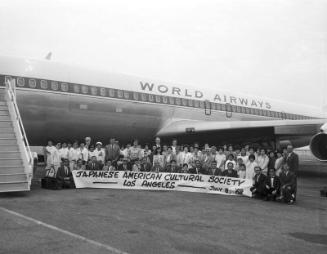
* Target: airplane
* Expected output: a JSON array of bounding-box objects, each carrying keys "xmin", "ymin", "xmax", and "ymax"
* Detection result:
[{"xmin": 0, "ymin": 56, "xmax": 326, "ymax": 161}]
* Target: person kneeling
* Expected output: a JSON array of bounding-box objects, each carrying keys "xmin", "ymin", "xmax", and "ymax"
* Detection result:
[
  {"xmin": 277, "ymin": 164, "xmax": 296, "ymax": 204},
  {"xmin": 250, "ymin": 166, "xmax": 266, "ymax": 199},
  {"xmin": 264, "ymin": 168, "xmax": 281, "ymax": 201}
]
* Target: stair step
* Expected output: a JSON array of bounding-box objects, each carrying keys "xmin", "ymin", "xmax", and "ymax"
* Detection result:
[
  {"xmin": 0, "ymin": 160, "xmax": 23, "ymax": 166},
  {"xmin": 0, "ymin": 133, "xmax": 15, "ymax": 138},
  {"xmin": 0, "ymin": 173, "xmax": 27, "ymax": 182},
  {"xmin": 0, "ymin": 101, "xmax": 6, "ymax": 106},
  {"xmin": 0, "ymin": 106, "xmax": 8, "ymax": 110},
  {"xmin": 0, "ymin": 122, "xmax": 12, "ymax": 128},
  {"xmin": 0, "ymin": 152, "xmax": 21, "ymax": 158},
  {"xmin": 0, "ymin": 181, "xmax": 29, "ymax": 193},
  {"xmin": 0, "ymin": 111, "xmax": 9, "ymax": 116},
  {"xmin": 0, "ymin": 166, "xmax": 25, "ymax": 174},
  {"xmin": 0, "ymin": 145, "xmax": 20, "ymax": 152},
  {"xmin": 0, "ymin": 139, "xmax": 17, "ymax": 145},
  {"xmin": 0, "ymin": 115, "xmax": 11, "ymax": 121},
  {"xmin": 0, "ymin": 127, "xmax": 15, "ymax": 134}
]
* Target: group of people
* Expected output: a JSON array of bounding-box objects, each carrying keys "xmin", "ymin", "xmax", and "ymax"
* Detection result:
[{"xmin": 44, "ymin": 136, "xmax": 299, "ymax": 204}]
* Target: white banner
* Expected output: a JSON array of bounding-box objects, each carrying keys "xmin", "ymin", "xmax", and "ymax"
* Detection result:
[{"xmin": 73, "ymin": 171, "xmax": 253, "ymax": 197}]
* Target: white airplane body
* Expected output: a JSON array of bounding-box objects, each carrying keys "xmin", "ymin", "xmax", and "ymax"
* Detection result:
[{"xmin": 0, "ymin": 56, "xmax": 326, "ymax": 160}]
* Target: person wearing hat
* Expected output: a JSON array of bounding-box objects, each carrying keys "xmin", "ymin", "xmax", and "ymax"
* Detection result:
[{"xmin": 94, "ymin": 142, "xmax": 105, "ymax": 166}]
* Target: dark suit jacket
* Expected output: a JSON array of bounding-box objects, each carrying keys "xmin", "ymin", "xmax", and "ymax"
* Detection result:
[
  {"xmin": 280, "ymin": 171, "xmax": 296, "ymax": 189},
  {"xmin": 208, "ymin": 167, "xmax": 223, "ymax": 176},
  {"xmin": 165, "ymin": 165, "xmax": 181, "ymax": 173},
  {"xmin": 268, "ymin": 157, "xmax": 276, "ymax": 170},
  {"xmin": 105, "ymin": 144, "xmax": 121, "ymax": 161},
  {"xmin": 140, "ymin": 162, "xmax": 152, "ymax": 172},
  {"xmin": 86, "ymin": 161, "xmax": 102, "ymax": 171},
  {"xmin": 265, "ymin": 176, "xmax": 281, "ymax": 190},
  {"xmin": 118, "ymin": 163, "xmax": 130, "ymax": 171},
  {"xmin": 252, "ymin": 173, "xmax": 266, "ymax": 190},
  {"xmin": 189, "ymin": 167, "xmax": 208, "ymax": 175},
  {"xmin": 286, "ymin": 152, "xmax": 299, "ymax": 174},
  {"xmin": 56, "ymin": 166, "xmax": 72, "ymax": 180},
  {"xmin": 222, "ymin": 169, "xmax": 238, "ymax": 178}
]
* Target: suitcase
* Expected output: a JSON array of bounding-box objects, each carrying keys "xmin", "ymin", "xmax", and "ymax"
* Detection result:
[{"xmin": 41, "ymin": 177, "xmax": 62, "ymax": 190}]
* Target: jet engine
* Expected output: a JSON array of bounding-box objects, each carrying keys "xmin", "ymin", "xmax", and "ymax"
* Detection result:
[{"xmin": 310, "ymin": 123, "xmax": 327, "ymax": 161}]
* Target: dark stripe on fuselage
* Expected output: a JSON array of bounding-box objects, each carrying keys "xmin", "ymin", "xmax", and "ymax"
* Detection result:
[{"xmin": 0, "ymin": 74, "xmax": 316, "ymax": 120}]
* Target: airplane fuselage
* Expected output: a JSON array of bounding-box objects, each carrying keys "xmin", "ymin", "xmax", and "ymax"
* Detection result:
[{"xmin": 0, "ymin": 56, "xmax": 325, "ymax": 147}]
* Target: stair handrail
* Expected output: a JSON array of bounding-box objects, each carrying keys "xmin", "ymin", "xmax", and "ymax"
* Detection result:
[{"xmin": 4, "ymin": 78, "xmax": 34, "ymax": 177}]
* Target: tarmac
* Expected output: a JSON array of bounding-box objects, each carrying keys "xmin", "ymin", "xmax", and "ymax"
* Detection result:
[{"xmin": 0, "ymin": 164, "xmax": 326, "ymax": 254}]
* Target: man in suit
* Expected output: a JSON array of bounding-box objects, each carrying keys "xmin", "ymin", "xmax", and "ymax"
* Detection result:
[
  {"xmin": 208, "ymin": 161, "xmax": 223, "ymax": 176},
  {"xmin": 105, "ymin": 138, "xmax": 121, "ymax": 165},
  {"xmin": 56, "ymin": 159, "xmax": 74, "ymax": 188},
  {"xmin": 86, "ymin": 156, "xmax": 102, "ymax": 170},
  {"xmin": 264, "ymin": 168, "xmax": 281, "ymax": 201},
  {"xmin": 154, "ymin": 137, "xmax": 161, "ymax": 149},
  {"xmin": 222, "ymin": 162, "xmax": 238, "ymax": 178},
  {"xmin": 189, "ymin": 160, "xmax": 208, "ymax": 175},
  {"xmin": 277, "ymin": 164, "xmax": 297, "ymax": 204},
  {"xmin": 286, "ymin": 145, "xmax": 299, "ymax": 200},
  {"xmin": 286, "ymin": 145, "xmax": 299, "ymax": 174},
  {"xmin": 250, "ymin": 166, "xmax": 267, "ymax": 199}
]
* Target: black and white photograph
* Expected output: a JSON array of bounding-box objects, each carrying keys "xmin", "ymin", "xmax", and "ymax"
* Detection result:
[{"xmin": 0, "ymin": 0, "xmax": 326, "ymax": 253}]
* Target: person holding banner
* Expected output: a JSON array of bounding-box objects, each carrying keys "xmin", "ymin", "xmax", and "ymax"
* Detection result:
[
  {"xmin": 222, "ymin": 162, "xmax": 238, "ymax": 177},
  {"xmin": 250, "ymin": 166, "xmax": 267, "ymax": 199},
  {"xmin": 86, "ymin": 156, "xmax": 102, "ymax": 170},
  {"xmin": 118, "ymin": 158, "xmax": 131, "ymax": 171},
  {"xmin": 189, "ymin": 160, "xmax": 208, "ymax": 175},
  {"xmin": 208, "ymin": 160, "xmax": 223, "ymax": 176},
  {"xmin": 165, "ymin": 160, "xmax": 180, "ymax": 173}
]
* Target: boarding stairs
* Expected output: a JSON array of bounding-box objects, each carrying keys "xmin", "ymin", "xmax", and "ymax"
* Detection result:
[{"xmin": 0, "ymin": 78, "xmax": 33, "ymax": 192}]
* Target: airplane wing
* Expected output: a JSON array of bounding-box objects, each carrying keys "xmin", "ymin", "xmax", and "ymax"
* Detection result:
[{"xmin": 157, "ymin": 119, "xmax": 327, "ymax": 136}]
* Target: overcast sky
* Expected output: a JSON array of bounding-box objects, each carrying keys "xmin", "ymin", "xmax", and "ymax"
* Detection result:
[{"xmin": 0, "ymin": 0, "xmax": 326, "ymax": 108}]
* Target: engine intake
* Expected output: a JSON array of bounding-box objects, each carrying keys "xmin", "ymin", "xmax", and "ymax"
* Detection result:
[{"xmin": 310, "ymin": 132, "xmax": 327, "ymax": 161}]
